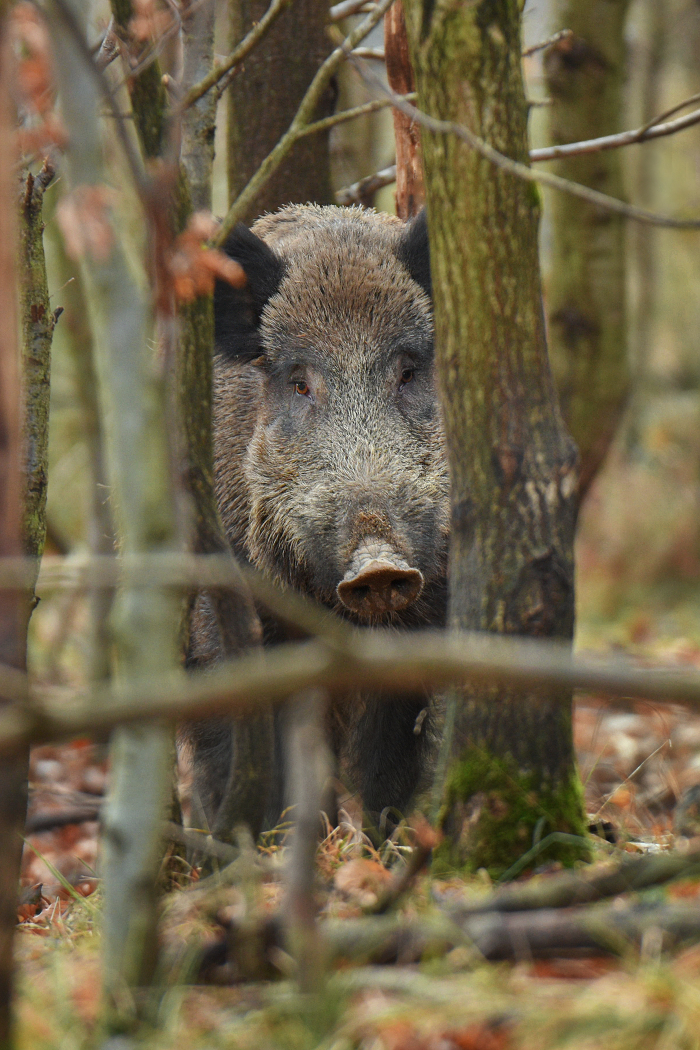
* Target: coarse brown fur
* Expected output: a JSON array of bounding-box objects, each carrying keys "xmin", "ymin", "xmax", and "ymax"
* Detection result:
[{"xmin": 187, "ymin": 205, "xmax": 449, "ymax": 833}]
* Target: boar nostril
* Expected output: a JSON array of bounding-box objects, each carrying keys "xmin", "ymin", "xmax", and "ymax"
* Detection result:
[{"xmin": 337, "ymin": 560, "xmax": 424, "ymax": 617}]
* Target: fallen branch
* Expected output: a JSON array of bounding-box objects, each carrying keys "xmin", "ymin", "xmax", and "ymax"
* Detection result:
[
  {"xmin": 203, "ymin": 899, "xmax": 700, "ymax": 975},
  {"xmin": 25, "ymin": 805, "xmax": 102, "ymax": 835},
  {"xmin": 457, "ymin": 849, "xmax": 700, "ymax": 915}
]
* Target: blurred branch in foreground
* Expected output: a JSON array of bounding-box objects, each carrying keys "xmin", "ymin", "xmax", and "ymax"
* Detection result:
[
  {"xmin": 47, "ymin": 0, "xmax": 182, "ymax": 1018},
  {"xmin": 3, "ymin": 618, "xmax": 700, "ymax": 751}
]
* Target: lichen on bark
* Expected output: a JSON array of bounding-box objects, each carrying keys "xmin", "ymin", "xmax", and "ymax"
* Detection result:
[{"xmin": 404, "ymin": 0, "xmax": 589, "ymax": 874}]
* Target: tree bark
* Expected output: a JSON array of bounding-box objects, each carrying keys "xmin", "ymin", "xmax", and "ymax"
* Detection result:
[
  {"xmin": 227, "ymin": 0, "xmax": 335, "ymax": 220},
  {"xmin": 384, "ymin": 1, "xmax": 423, "ymax": 219},
  {"xmin": 404, "ymin": 0, "xmax": 587, "ymax": 874},
  {"xmin": 544, "ymin": 0, "xmax": 631, "ymax": 499},
  {"xmin": 0, "ymin": 17, "xmax": 29, "ymax": 1049},
  {"xmin": 50, "ymin": 0, "xmax": 182, "ymax": 1010}
]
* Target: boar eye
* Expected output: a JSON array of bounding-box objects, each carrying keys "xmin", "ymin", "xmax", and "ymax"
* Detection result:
[
  {"xmin": 400, "ymin": 368, "xmax": 415, "ymax": 389},
  {"xmin": 293, "ymin": 380, "xmax": 311, "ymax": 397}
]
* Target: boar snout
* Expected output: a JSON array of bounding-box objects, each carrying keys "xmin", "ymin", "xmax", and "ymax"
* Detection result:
[{"xmin": 337, "ymin": 538, "xmax": 424, "ymax": 618}]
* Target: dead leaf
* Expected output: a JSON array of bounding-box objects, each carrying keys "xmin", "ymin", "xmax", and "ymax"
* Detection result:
[
  {"xmin": 334, "ymin": 858, "xmax": 392, "ymax": 907},
  {"xmin": 168, "ymin": 211, "xmax": 246, "ymax": 303}
]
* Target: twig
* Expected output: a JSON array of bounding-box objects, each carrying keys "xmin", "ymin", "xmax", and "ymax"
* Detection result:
[
  {"xmin": 352, "ymin": 46, "xmax": 384, "ymax": 60},
  {"xmin": 24, "ymin": 553, "xmax": 352, "ymax": 651},
  {"xmin": 336, "ymin": 164, "xmax": 397, "ymax": 205},
  {"xmin": 531, "ymin": 104, "xmax": 700, "ymax": 163},
  {"xmin": 37, "ymin": 0, "xmax": 147, "ymax": 196},
  {"xmin": 368, "ymin": 824, "xmax": 435, "ymax": 915},
  {"xmin": 346, "ymin": 52, "xmax": 700, "ymax": 229},
  {"xmin": 592, "ymin": 740, "xmax": 670, "ymax": 819},
  {"xmin": 636, "ymin": 90, "xmax": 700, "ymax": 138},
  {"xmin": 296, "ymin": 94, "xmax": 414, "ymax": 139},
  {"xmin": 214, "ymin": 0, "xmax": 396, "ymax": 245},
  {"xmin": 95, "ymin": 16, "xmax": 119, "ymax": 70},
  {"xmin": 522, "ymin": 28, "xmax": 573, "ymax": 58},
  {"xmin": 182, "ymin": 0, "xmax": 293, "ymax": 109},
  {"xmin": 329, "ymin": 0, "xmax": 375, "ymax": 20},
  {"xmin": 163, "ymin": 821, "xmax": 238, "ymax": 863},
  {"xmin": 331, "ymin": 100, "xmax": 700, "ymax": 201}
]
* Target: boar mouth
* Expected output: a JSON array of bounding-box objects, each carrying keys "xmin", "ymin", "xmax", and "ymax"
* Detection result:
[{"xmin": 337, "ymin": 538, "xmax": 424, "ymax": 618}]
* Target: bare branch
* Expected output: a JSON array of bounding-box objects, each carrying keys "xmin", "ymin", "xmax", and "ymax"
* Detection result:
[
  {"xmin": 329, "ymin": 0, "xmax": 375, "ymax": 20},
  {"xmin": 297, "ymin": 94, "xmax": 414, "ymax": 139},
  {"xmin": 182, "ymin": 0, "xmax": 292, "ymax": 110},
  {"xmin": 352, "ymin": 46, "xmax": 384, "ymax": 59},
  {"xmin": 5, "ymin": 627, "xmax": 700, "ymax": 752},
  {"xmin": 214, "ymin": 0, "xmax": 396, "ymax": 245},
  {"xmin": 522, "ymin": 28, "xmax": 573, "ymax": 57},
  {"xmin": 334, "ymin": 98, "xmax": 700, "ymax": 202},
  {"xmin": 531, "ymin": 103, "xmax": 700, "ymax": 163},
  {"xmin": 347, "ymin": 53, "xmax": 700, "ymax": 229},
  {"xmin": 336, "ymin": 164, "xmax": 397, "ymax": 204},
  {"xmin": 95, "ymin": 16, "xmax": 119, "ymax": 70}
]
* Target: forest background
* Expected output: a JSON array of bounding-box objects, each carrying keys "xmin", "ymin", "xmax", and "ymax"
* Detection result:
[{"xmin": 9, "ymin": 0, "xmax": 700, "ymax": 1047}]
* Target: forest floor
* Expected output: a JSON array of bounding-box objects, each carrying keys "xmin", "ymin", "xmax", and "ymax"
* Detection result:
[
  {"xmin": 15, "ymin": 660, "xmax": 700, "ymax": 1050},
  {"xmin": 16, "ymin": 436, "xmax": 700, "ymax": 1050}
]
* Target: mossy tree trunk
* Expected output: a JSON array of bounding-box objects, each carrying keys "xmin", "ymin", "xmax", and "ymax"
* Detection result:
[
  {"xmin": 227, "ymin": 0, "xmax": 334, "ymax": 220},
  {"xmin": 404, "ymin": 0, "xmax": 588, "ymax": 875},
  {"xmin": 543, "ymin": 0, "xmax": 631, "ymax": 499}
]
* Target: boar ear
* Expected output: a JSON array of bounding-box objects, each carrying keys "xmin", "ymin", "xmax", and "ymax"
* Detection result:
[
  {"xmin": 214, "ymin": 223, "xmax": 286, "ymax": 363},
  {"xmin": 396, "ymin": 208, "xmax": 431, "ymax": 299}
]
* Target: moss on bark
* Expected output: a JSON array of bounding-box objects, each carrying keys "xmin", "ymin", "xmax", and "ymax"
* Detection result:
[
  {"xmin": 404, "ymin": 0, "xmax": 588, "ymax": 874},
  {"xmin": 433, "ymin": 745, "xmax": 587, "ymax": 877}
]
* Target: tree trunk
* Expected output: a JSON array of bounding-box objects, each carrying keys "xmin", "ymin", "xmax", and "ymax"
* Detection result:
[
  {"xmin": 0, "ymin": 18, "xmax": 29, "ymax": 1048},
  {"xmin": 51, "ymin": 0, "xmax": 182, "ymax": 1010},
  {"xmin": 384, "ymin": 1, "xmax": 423, "ymax": 219},
  {"xmin": 227, "ymin": 0, "xmax": 334, "ymax": 220},
  {"xmin": 404, "ymin": 0, "xmax": 587, "ymax": 875},
  {"xmin": 543, "ymin": 0, "xmax": 631, "ymax": 499}
]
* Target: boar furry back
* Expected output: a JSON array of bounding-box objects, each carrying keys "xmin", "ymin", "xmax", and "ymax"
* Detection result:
[{"xmin": 187, "ymin": 205, "xmax": 449, "ymax": 833}]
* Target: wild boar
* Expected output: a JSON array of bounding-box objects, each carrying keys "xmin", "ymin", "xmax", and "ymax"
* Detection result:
[{"xmin": 188, "ymin": 204, "xmax": 449, "ymax": 833}]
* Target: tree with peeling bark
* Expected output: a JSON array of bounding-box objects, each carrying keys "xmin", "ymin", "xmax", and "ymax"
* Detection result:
[
  {"xmin": 403, "ymin": 0, "xmax": 588, "ymax": 873},
  {"xmin": 544, "ymin": 1, "xmax": 631, "ymax": 499}
]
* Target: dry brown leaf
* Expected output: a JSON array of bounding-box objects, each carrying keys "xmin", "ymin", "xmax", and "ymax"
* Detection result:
[
  {"xmin": 334, "ymin": 857, "xmax": 392, "ymax": 906},
  {"xmin": 168, "ymin": 211, "xmax": 246, "ymax": 303},
  {"xmin": 10, "ymin": 3, "xmax": 55, "ymax": 115}
]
